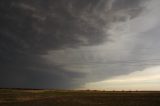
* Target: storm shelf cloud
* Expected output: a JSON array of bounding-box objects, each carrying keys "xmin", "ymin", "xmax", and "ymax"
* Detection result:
[{"xmin": 0, "ymin": 0, "xmax": 160, "ymax": 90}]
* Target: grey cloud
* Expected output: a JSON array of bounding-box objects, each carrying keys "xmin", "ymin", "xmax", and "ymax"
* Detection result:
[{"xmin": 0, "ymin": 0, "xmax": 146, "ymax": 88}]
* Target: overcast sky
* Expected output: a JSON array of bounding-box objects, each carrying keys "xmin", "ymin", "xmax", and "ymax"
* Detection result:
[{"xmin": 0, "ymin": 0, "xmax": 160, "ymax": 90}]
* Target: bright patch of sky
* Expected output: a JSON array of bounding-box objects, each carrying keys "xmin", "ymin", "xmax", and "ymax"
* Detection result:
[{"xmin": 83, "ymin": 66, "xmax": 160, "ymax": 91}]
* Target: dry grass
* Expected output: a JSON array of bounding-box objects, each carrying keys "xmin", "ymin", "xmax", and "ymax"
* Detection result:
[{"xmin": 0, "ymin": 89, "xmax": 160, "ymax": 106}]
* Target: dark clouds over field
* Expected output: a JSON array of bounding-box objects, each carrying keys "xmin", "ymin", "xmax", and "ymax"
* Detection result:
[{"xmin": 0, "ymin": 0, "xmax": 160, "ymax": 89}]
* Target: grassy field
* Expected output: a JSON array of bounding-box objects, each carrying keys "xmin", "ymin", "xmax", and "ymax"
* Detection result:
[{"xmin": 0, "ymin": 89, "xmax": 160, "ymax": 106}]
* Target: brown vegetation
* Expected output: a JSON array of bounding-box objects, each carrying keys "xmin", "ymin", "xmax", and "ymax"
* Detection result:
[{"xmin": 0, "ymin": 89, "xmax": 160, "ymax": 106}]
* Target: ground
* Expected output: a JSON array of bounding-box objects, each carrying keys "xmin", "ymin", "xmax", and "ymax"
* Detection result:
[{"xmin": 0, "ymin": 89, "xmax": 160, "ymax": 106}]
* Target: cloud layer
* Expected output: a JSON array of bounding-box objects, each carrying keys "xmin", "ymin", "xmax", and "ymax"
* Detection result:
[{"xmin": 1, "ymin": 0, "xmax": 160, "ymax": 89}]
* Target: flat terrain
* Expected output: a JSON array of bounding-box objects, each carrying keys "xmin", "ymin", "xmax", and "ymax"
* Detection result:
[{"xmin": 0, "ymin": 89, "xmax": 160, "ymax": 106}]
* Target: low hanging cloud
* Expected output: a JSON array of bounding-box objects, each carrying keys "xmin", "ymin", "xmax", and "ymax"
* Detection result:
[{"xmin": 1, "ymin": 0, "xmax": 159, "ymax": 89}]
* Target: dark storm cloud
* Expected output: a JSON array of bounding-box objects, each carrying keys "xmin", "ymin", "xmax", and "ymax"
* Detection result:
[
  {"xmin": 0, "ymin": 0, "xmax": 107, "ymax": 54},
  {"xmin": 0, "ymin": 54, "xmax": 85, "ymax": 89},
  {"xmin": 0, "ymin": 62, "xmax": 84, "ymax": 89},
  {"xmin": 0, "ymin": 0, "xmax": 145, "ymax": 88}
]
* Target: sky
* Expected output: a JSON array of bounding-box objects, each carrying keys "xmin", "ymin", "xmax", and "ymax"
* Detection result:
[{"xmin": 0, "ymin": 0, "xmax": 160, "ymax": 90}]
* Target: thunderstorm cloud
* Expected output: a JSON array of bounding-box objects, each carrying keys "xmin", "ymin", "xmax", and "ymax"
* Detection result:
[{"xmin": 0, "ymin": 0, "xmax": 160, "ymax": 90}]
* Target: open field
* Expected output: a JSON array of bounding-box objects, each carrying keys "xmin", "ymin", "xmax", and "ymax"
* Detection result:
[{"xmin": 0, "ymin": 89, "xmax": 160, "ymax": 106}]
